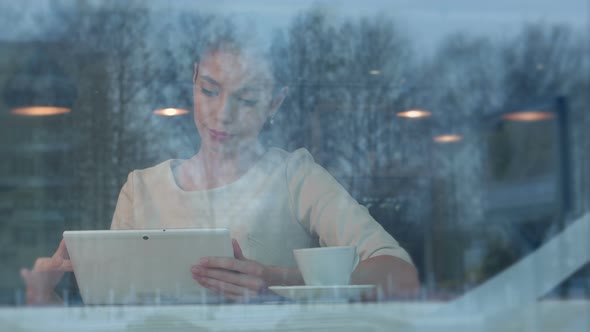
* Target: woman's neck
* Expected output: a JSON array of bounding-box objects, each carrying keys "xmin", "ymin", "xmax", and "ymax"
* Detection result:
[{"xmin": 178, "ymin": 141, "xmax": 265, "ymax": 191}]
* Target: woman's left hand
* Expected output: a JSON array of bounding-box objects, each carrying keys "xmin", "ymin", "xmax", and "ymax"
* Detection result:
[{"xmin": 191, "ymin": 239, "xmax": 268, "ymax": 302}]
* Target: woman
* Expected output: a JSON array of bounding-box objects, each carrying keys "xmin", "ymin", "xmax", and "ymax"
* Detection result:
[{"xmin": 21, "ymin": 41, "xmax": 419, "ymax": 303}]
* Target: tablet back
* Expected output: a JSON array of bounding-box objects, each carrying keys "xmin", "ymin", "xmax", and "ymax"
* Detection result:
[{"xmin": 63, "ymin": 228, "xmax": 233, "ymax": 305}]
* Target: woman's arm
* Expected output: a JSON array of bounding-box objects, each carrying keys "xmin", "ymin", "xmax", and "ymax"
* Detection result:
[
  {"xmin": 265, "ymin": 254, "xmax": 420, "ymax": 297},
  {"xmin": 288, "ymin": 150, "xmax": 420, "ymax": 296},
  {"xmin": 351, "ymin": 255, "xmax": 420, "ymax": 299},
  {"xmin": 194, "ymin": 240, "xmax": 419, "ymax": 302}
]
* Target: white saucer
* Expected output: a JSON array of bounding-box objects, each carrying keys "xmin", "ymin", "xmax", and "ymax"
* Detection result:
[{"xmin": 269, "ymin": 285, "xmax": 376, "ymax": 302}]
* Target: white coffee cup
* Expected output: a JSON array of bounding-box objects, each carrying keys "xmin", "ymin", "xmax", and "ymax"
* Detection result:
[{"xmin": 293, "ymin": 246, "xmax": 360, "ymax": 286}]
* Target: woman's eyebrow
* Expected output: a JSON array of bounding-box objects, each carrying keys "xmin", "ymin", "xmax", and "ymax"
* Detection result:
[
  {"xmin": 235, "ymin": 79, "xmax": 275, "ymax": 93},
  {"xmin": 235, "ymin": 87, "xmax": 263, "ymax": 95},
  {"xmin": 200, "ymin": 75, "xmax": 221, "ymax": 87}
]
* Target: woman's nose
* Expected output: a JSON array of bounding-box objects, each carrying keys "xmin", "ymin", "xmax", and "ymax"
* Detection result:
[{"xmin": 216, "ymin": 95, "xmax": 238, "ymax": 124}]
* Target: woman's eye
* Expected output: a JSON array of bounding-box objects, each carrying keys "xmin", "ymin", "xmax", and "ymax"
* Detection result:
[
  {"xmin": 200, "ymin": 87, "xmax": 219, "ymax": 97},
  {"xmin": 237, "ymin": 97, "xmax": 258, "ymax": 107}
]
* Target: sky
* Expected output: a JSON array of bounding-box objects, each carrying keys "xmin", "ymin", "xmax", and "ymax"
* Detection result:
[
  {"xmin": 153, "ymin": 0, "xmax": 589, "ymax": 53},
  {"xmin": 1, "ymin": 0, "xmax": 588, "ymax": 55}
]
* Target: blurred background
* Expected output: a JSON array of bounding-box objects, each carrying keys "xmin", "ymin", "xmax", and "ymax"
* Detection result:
[{"xmin": 0, "ymin": 0, "xmax": 588, "ymax": 304}]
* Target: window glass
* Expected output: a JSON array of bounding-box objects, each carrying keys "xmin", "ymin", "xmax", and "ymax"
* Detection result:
[{"xmin": 0, "ymin": 0, "xmax": 588, "ymax": 330}]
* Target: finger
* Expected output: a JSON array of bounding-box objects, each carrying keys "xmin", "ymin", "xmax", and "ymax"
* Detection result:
[
  {"xmin": 55, "ymin": 239, "xmax": 70, "ymax": 260},
  {"xmin": 196, "ymin": 276, "xmax": 258, "ymax": 299},
  {"xmin": 33, "ymin": 257, "xmax": 72, "ymax": 272},
  {"xmin": 60, "ymin": 259, "xmax": 73, "ymax": 272},
  {"xmin": 192, "ymin": 267, "xmax": 266, "ymax": 291},
  {"xmin": 32, "ymin": 257, "xmax": 57, "ymax": 271},
  {"xmin": 232, "ymin": 239, "xmax": 245, "ymax": 260},
  {"xmin": 200, "ymin": 257, "xmax": 264, "ymax": 277},
  {"xmin": 20, "ymin": 269, "xmax": 30, "ymax": 283}
]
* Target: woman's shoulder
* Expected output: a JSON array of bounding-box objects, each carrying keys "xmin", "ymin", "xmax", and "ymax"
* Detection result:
[
  {"xmin": 265, "ymin": 147, "xmax": 313, "ymax": 161},
  {"xmin": 127, "ymin": 159, "xmax": 179, "ymax": 185},
  {"xmin": 262, "ymin": 147, "xmax": 320, "ymax": 181},
  {"xmin": 265, "ymin": 147, "xmax": 315, "ymax": 168}
]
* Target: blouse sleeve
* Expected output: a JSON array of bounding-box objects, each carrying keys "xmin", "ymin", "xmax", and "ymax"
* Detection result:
[
  {"xmin": 286, "ymin": 149, "xmax": 413, "ymax": 264},
  {"xmin": 110, "ymin": 172, "xmax": 135, "ymax": 230}
]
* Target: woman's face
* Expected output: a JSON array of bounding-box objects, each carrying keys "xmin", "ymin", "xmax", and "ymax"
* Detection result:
[{"xmin": 193, "ymin": 50, "xmax": 282, "ymax": 154}]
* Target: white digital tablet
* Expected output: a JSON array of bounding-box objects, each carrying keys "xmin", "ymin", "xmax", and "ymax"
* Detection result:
[{"xmin": 63, "ymin": 228, "xmax": 233, "ymax": 305}]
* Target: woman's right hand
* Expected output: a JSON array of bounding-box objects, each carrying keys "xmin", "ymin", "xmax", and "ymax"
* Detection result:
[{"xmin": 20, "ymin": 239, "xmax": 73, "ymax": 305}]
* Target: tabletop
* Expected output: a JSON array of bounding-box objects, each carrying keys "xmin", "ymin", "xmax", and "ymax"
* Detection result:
[{"xmin": 1, "ymin": 300, "xmax": 588, "ymax": 332}]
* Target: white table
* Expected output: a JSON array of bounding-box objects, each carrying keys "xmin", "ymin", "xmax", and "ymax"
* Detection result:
[
  {"xmin": 4, "ymin": 214, "xmax": 587, "ymax": 331},
  {"xmin": 1, "ymin": 300, "xmax": 588, "ymax": 332}
]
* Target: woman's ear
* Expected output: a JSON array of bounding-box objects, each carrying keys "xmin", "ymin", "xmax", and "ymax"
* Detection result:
[
  {"xmin": 193, "ymin": 62, "xmax": 199, "ymax": 82},
  {"xmin": 269, "ymin": 86, "xmax": 289, "ymax": 113}
]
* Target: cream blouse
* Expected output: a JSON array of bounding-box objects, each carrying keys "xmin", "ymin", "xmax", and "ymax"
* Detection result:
[{"xmin": 110, "ymin": 148, "xmax": 412, "ymax": 267}]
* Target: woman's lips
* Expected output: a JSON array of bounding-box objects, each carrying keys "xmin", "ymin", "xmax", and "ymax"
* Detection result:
[{"xmin": 208, "ymin": 128, "xmax": 233, "ymax": 141}]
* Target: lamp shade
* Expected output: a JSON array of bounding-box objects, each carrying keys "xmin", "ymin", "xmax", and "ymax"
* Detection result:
[
  {"xmin": 502, "ymin": 110, "xmax": 554, "ymax": 122},
  {"xmin": 153, "ymin": 107, "xmax": 190, "ymax": 116},
  {"xmin": 3, "ymin": 52, "xmax": 77, "ymax": 115},
  {"xmin": 433, "ymin": 134, "xmax": 463, "ymax": 143},
  {"xmin": 396, "ymin": 109, "xmax": 432, "ymax": 119}
]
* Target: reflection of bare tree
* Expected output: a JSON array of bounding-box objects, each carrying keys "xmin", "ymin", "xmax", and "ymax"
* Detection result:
[
  {"xmin": 418, "ymin": 23, "xmax": 589, "ymax": 289},
  {"xmin": 492, "ymin": 23, "xmax": 590, "ymax": 289},
  {"xmin": 271, "ymin": 10, "xmax": 414, "ymax": 183},
  {"xmin": 502, "ymin": 24, "xmax": 583, "ymax": 105},
  {"xmin": 38, "ymin": 1, "xmax": 239, "ymax": 230},
  {"xmin": 418, "ymin": 33, "xmax": 499, "ymax": 234},
  {"xmin": 37, "ymin": 0, "xmax": 157, "ymax": 229},
  {"xmin": 500, "ymin": 24, "xmax": 589, "ymax": 219}
]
